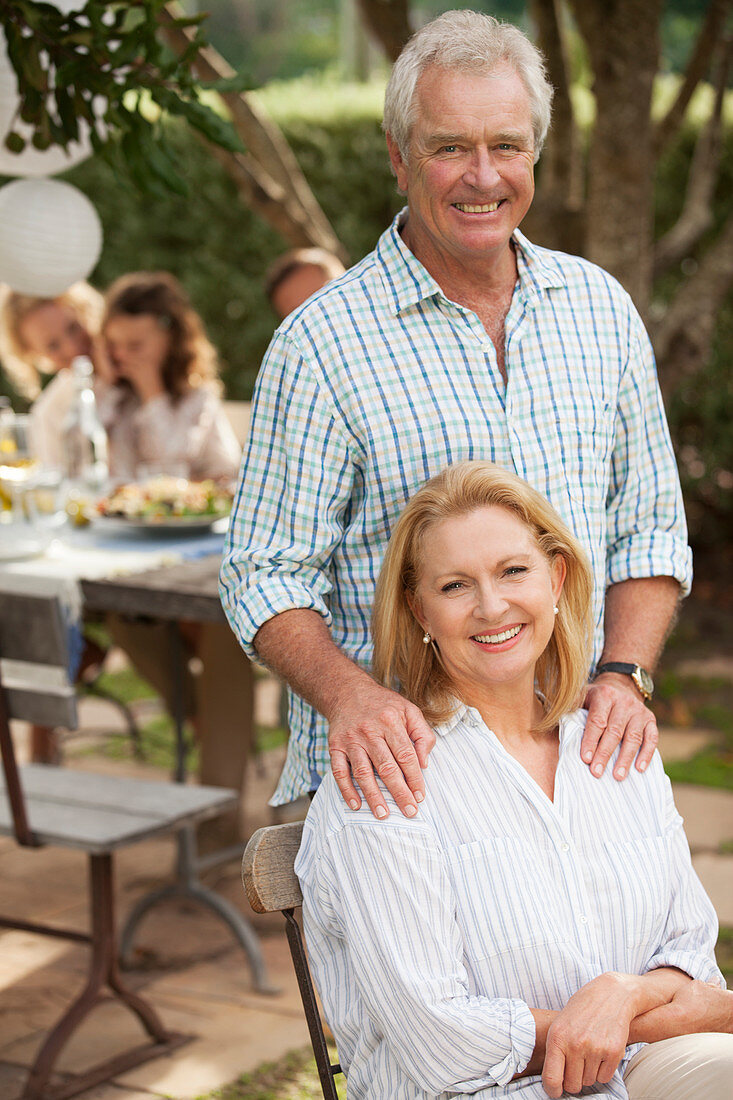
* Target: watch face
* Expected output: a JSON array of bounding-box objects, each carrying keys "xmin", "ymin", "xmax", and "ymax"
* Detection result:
[{"xmin": 633, "ymin": 667, "xmax": 654, "ymax": 698}]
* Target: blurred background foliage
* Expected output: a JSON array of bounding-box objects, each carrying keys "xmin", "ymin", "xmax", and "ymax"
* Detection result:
[{"xmin": 0, "ymin": 0, "xmax": 730, "ymax": 551}]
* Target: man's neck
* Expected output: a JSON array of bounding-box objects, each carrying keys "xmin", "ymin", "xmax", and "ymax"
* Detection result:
[{"xmin": 400, "ymin": 221, "xmax": 518, "ymax": 380}]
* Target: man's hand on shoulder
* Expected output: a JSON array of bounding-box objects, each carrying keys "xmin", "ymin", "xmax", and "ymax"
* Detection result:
[
  {"xmin": 581, "ymin": 672, "xmax": 658, "ymax": 782},
  {"xmin": 327, "ymin": 677, "xmax": 435, "ymax": 820}
]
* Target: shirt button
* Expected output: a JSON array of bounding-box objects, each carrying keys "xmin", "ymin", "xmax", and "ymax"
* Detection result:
[
  {"xmin": 560, "ymin": 843, "xmax": 570, "ymax": 852},
  {"xmin": 579, "ymin": 915, "xmax": 588, "ymax": 924}
]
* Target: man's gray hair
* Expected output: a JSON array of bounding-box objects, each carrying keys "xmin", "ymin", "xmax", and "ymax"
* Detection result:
[{"xmin": 383, "ymin": 10, "xmax": 553, "ymax": 165}]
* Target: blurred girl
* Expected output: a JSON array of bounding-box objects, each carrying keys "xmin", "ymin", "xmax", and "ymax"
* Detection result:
[{"xmin": 99, "ymin": 271, "xmax": 240, "ymax": 482}]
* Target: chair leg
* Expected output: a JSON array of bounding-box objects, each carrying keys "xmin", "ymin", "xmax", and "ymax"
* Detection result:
[
  {"xmin": 22, "ymin": 853, "xmax": 189, "ymax": 1100},
  {"xmin": 283, "ymin": 909, "xmax": 341, "ymax": 1100}
]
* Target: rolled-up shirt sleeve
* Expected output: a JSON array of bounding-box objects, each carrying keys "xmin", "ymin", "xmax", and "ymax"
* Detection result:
[
  {"xmin": 644, "ymin": 773, "xmax": 725, "ymax": 987},
  {"xmin": 298, "ymin": 807, "xmax": 537, "ymax": 1095},
  {"xmin": 605, "ymin": 308, "xmax": 692, "ymax": 596},
  {"xmin": 220, "ymin": 330, "xmax": 355, "ymax": 660}
]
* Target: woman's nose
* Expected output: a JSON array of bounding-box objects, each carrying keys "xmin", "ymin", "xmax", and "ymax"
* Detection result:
[{"xmin": 474, "ymin": 582, "xmax": 508, "ymax": 621}]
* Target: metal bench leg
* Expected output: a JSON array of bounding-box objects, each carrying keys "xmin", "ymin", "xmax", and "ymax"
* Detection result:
[
  {"xmin": 22, "ymin": 854, "xmax": 189, "ymax": 1100},
  {"xmin": 119, "ymin": 825, "xmax": 276, "ymax": 994}
]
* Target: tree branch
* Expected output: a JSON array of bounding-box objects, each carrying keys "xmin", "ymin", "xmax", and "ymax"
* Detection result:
[
  {"xmin": 653, "ymin": 0, "xmax": 732, "ymax": 155},
  {"xmin": 159, "ymin": 3, "xmax": 347, "ymax": 261},
  {"xmin": 652, "ymin": 211, "xmax": 733, "ymax": 399},
  {"xmin": 654, "ymin": 36, "xmax": 732, "ymax": 278}
]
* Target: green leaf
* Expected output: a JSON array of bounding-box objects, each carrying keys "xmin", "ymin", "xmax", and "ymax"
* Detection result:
[
  {"xmin": 55, "ymin": 87, "xmax": 79, "ymax": 141},
  {"xmin": 16, "ymin": 38, "xmax": 47, "ymax": 93}
]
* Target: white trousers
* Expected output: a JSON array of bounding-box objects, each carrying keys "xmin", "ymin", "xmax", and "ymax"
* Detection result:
[{"xmin": 624, "ymin": 1033, "xmax": 733, "ymax": 1099}]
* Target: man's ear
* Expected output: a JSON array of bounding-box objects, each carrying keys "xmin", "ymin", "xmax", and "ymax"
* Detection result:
[{"xmin": 386, "ymin": 132, "xmax": 409, "ymax": 194}]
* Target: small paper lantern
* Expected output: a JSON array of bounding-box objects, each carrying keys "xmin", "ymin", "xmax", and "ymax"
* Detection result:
[
  {"xmin": 0, "ymin": 31, "xmax": 93, "ymax": 178},
  {"xmin": 0, "ymin": 178, "xmax": 102, "ymax": 296}
]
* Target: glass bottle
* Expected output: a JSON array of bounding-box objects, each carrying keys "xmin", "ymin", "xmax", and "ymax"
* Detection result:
[{"xmin": 62, "ymin": 356, "xmax": 109, "ymax": 501}]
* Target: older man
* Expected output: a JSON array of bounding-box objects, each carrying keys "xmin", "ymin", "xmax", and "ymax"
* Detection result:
[{"xmin": 221, "ymin": 11, "xmax": 691, "ymax": 818}]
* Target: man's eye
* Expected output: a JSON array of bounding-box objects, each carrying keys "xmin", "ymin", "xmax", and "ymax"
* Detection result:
[{"xmin": 442, "ymin": 144, "xmax": 458, "ymax": 153}]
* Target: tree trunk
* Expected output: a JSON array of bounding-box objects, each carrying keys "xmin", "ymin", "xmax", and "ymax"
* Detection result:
[
  {"xmin": 570, "ymin": 0, "xmax": 663, "ymax": 313},
  {"xmin": 524, "ymin": 0, "xmax": 584, "ymax": 255},
  {"xmin": 355, "ymin": 0, "xmax": 413, "ymax": 62}
]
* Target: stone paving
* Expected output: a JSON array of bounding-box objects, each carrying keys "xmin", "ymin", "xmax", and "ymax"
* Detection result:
[{"xmin": 1, "ymin": 675, "xmax": 732, "ymax": 1100}]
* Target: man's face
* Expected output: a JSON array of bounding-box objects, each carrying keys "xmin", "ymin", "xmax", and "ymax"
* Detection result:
[{"xmin": 387, "ymin": 64, "xmax": 536, "ymax": 273}]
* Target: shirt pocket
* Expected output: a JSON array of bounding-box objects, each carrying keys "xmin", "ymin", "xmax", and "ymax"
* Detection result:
[
  {"xmin": 448, "ymin": 835, "xmax": 569, "ymax": 962},
  {"xmin": 562, "ymin": 405, "xmax": 615, "ymax": 510},
  {"xmin": 588, "ymin": 835, "xmax": 670, "ymax": 953}
]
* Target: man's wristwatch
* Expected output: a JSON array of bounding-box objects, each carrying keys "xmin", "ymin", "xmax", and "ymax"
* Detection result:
[{"xmin": 594, "ymin": 662, "xmax": 654, "ymax": 701}]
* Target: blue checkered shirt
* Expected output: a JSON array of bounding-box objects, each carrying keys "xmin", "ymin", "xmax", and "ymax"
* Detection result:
[{"xmin": 220, "ymin": 211, "xmax": 692, "ymax": 805}]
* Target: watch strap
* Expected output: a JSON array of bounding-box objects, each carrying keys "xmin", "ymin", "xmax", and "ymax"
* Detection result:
[{"xmin": 595, "ymin": 662, "xmax": 636, "ymax": 676}]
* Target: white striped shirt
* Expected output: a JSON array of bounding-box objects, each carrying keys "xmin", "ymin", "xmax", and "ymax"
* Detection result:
[
  {"xmin": 220, "ymin": 211, "xmax": 692, "ymax": 804},
  {"xmin": 296, "ymin": 708, "xmax": 723, "ymax": 1099}
]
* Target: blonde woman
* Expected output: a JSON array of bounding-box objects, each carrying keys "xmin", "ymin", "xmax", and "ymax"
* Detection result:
[
  {"xmin": 297, "ymin": 461, "xmax": 732, "ymax": 1099},
  {"xmin": 0, "ymin": 282, "xmax": 108, "ymax": 468}
]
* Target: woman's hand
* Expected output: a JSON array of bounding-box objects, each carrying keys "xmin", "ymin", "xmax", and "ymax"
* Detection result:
[{"xmin": 542, "ymin": 973, "xmax": 640, "ymax": 1097}]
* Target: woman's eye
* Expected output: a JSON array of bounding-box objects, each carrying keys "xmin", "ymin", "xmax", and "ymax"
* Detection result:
[
  {"xmin": 441, "ymin": 580, "xmax": 463, "ymax": 592},
  {"xmin": 504, "ymin": 566, "xmax": 527, "ymax": 577}
]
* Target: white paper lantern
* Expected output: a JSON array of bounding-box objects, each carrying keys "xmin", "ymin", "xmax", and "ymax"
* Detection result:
[
  {"xmin": 0, "ymin": 31, "xmax": 93, "ymax": 178},
  {"xmin": 0, "ymin": 178, "xmax": 102, "ymax": 295}
]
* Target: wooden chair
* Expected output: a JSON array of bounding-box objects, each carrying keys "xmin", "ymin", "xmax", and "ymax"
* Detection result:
[
  {"xmin": 0, "ymin": 589, "xmax": 240, "ymax": 1100},
  {"xmin": 243, "ymin": 822, "xmax": 343, "ymax": 1100}
]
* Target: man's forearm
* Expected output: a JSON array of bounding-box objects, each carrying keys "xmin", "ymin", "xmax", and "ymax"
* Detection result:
[
  {"xmin": 599, "ymin": 576, "xmax": 680, "ymax": 672},
  {"xmin": 253, "ymin": 608, "xmax": 375, "ymax": 720}
]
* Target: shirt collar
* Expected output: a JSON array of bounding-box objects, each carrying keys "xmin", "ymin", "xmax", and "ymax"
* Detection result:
[
  {"xmin": 375, "ymin": 209, "xmax": 567, "ymax": 316},
  {"xmin": 433, "ymin": 698, "xmax": 586, "ymax": 742}
]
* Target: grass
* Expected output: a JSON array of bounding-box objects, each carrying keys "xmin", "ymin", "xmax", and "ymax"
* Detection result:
[
  {"xmin": 72, "ymin": 662, "xmax": 288, "ymax": 772},
  {"xmin": 195, "ymin": 1047, "xmax": 345, "ymax": 1100}
]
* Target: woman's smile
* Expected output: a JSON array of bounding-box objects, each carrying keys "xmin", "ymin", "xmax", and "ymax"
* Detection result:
[{"xmin": 472, "ymin": 622, "xmax": 525, "ymax": 648}]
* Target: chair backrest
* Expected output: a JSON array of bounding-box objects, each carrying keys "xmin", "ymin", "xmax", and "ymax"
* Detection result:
[
  {"xmin": 222, "ymin": 400, "xmax": 251, "ymax": 447},
  {"xmin": 243, "ymin": 822, "xmax": 341, "ymax": 1100},
  {"xmin": 0, "ymin": 589, "xmax": 78, "ymax": 845}
]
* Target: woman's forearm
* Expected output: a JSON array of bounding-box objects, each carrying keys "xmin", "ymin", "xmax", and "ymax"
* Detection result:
[{"xmin": 629, "ymin": 979, "xmax": 733, "ymax": 1045}]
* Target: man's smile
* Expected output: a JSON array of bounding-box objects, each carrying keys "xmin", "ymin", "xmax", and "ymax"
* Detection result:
[{"xmin": 452, "ymin": 201, "xmax": 501, "ymax": 213}]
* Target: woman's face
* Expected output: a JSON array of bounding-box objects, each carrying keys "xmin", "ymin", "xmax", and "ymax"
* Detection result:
[
  {"xmin": 409, "ymin": 505, "xmax": 566, "ymax": 700},
  {"xmin": 19, "ymin": 301, "xmax": 91, "ymax": 372},
  {"xmin": 104, "ymin": 313, "xmax": 171, "ymax": 389}
]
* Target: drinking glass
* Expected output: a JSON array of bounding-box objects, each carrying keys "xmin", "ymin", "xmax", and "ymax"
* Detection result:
[{"xmin": 0, "ymin": 412, "xmax": 50, "ymax": 559}]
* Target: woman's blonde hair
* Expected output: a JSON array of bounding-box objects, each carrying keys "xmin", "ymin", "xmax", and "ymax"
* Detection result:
[
  {"xmin": 372, "ymin": 461, "xmax": 594, "ymax": 733},
  {"xmin": 102, "ymin": 271, "xmax": 219, "ymax": 399},
  {"xmin": 0, "ymin": 281, "xmax": 103, "ymax": 399}
]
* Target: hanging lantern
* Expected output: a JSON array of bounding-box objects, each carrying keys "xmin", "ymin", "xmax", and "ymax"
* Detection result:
[
  {"xmin": 0, "ymin": 178, "xmax": 102, "ymax": 296},
  {"xmin": 0, "ymin": 30, "xmax": 93, "ymax": 178}
]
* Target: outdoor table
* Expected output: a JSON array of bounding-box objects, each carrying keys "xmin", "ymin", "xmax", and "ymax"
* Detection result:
[{"xmin": 0, "ymin": 521, "xmax": 272, "ymax": 993}]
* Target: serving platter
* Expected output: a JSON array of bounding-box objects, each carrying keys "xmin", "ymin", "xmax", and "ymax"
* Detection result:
[{"xmin": 91, "ymin": 512, "xmax": 229, "ymax": 535}]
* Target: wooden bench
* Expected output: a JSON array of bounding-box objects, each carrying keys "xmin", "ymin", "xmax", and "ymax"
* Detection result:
[{"xmin": 0, "ymin": 588, "xmax": 239, "ymax": 1100}]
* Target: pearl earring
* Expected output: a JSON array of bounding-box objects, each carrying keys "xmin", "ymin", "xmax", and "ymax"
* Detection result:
[
  {"xmin": 553, "ymin": 606, "xmax": 559, "ymax": 616},
  {"xmin": 422, "ymin": 632, "xmax": 431, "ymax": 644}
]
